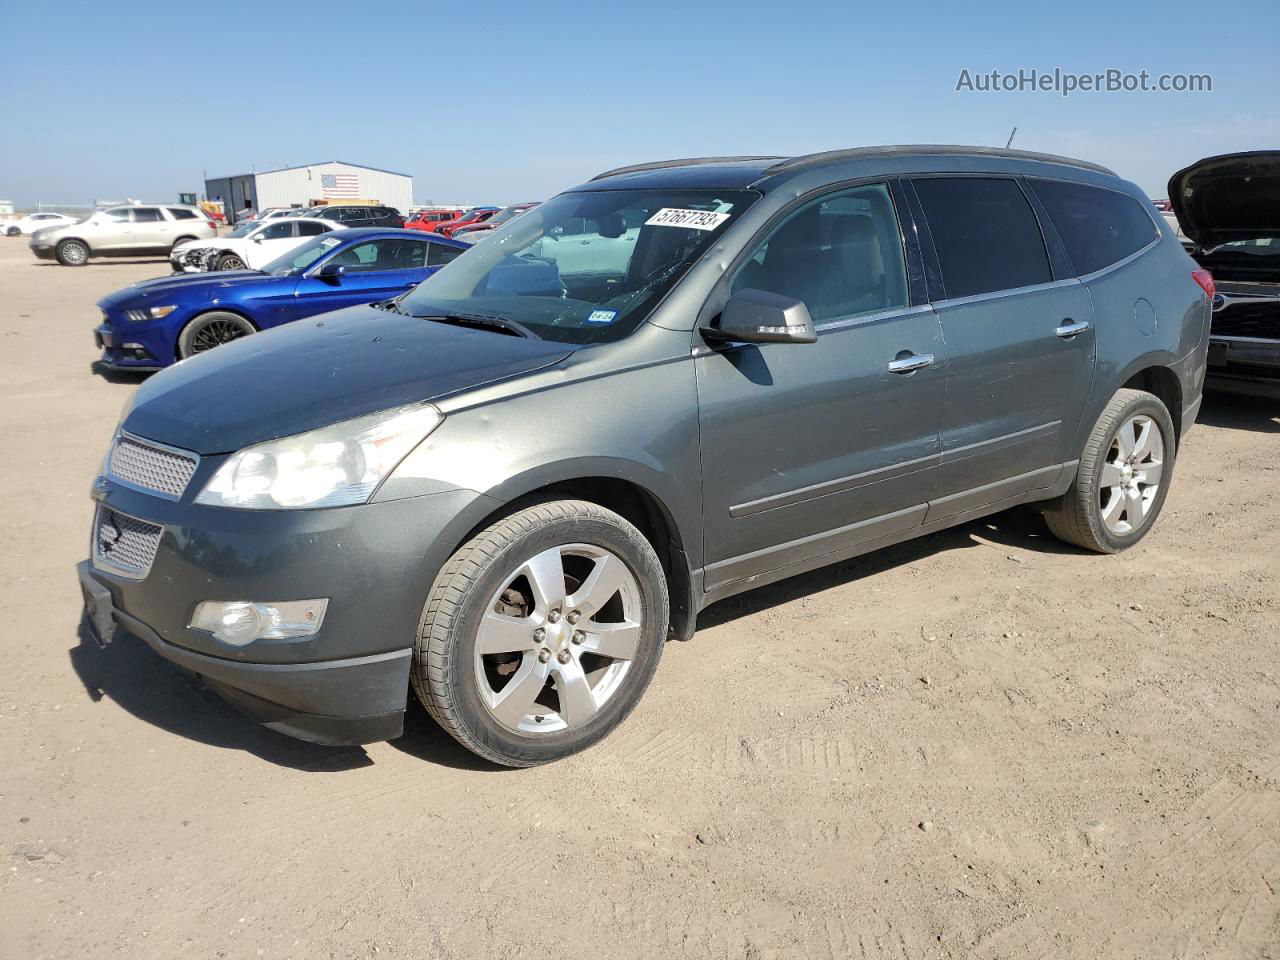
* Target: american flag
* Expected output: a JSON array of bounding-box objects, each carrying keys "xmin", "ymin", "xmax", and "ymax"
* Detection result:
[{"xmin": 320, "ymin": 173, "xmax": 360, "ymax": 198}]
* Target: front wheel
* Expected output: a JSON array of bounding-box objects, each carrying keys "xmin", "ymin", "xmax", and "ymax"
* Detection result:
[
  {"xmin": 177, "ymin": 311, "xmax": 256, "ymax": 359},
  {"xmin": 412, "ymin": 500, "xmax": 669, "ymax": 767},
  {"xmin": 56, "ymin": 239, "xmax": 89, "ymax": 266},
  {"xmin": 214, "ymin": 252, "xmax": 247, "ymax": 271},
  {"xmin": 1042, "ymin": 388, "xmax": 1176, "ymax": 553}
]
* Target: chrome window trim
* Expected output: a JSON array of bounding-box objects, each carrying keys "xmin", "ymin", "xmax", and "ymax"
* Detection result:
[
  {"xmin": 930, "ymin": 276, "xmax": 1081, "ymax": 310},
  {"xmin": 1075, "ymin": 235, "xmax": 1161, "ymax": 283},
  {"xmin": 107, "ymin": 431, "xmax": 202, "ymax": 502},
  {"xmin": 815, "ymin": 303, "xmax": 934, "ymax": 334},
  {"xmin": 1211, "ymin": 335, "xmax": 1280, "ymax": 345}
]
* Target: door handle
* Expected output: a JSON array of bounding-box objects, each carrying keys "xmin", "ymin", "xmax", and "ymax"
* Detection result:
[
  {"xmin": 1055, "ymin": 319, "xmax": 1090, "ymax": 339},
  {"xmin": 887, "ymin": 352, "xmax": 934, "ymax": 374}
]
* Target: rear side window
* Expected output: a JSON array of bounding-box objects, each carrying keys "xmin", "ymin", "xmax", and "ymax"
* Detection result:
[
  {"xmin": 168, "ymin": 208, "xmax": 198, "ymax": 220},
  {"xmin": 913, "ymin": 177, "xmax": 1051, "ymax": 299},
  {"xmin": 133, "ymin": 207, "xmax": 163, "ymax": 222},
  {"xmin": 428, "ymin": 242, "xmax": 464, "ymax": 266},
  {"xmin": 297, "ymin": 221, "xmax": 328, "ymax": 236},
  {"xmin": 1029, "ymin": 179, "xmax": 1159, "ymax": 275}
]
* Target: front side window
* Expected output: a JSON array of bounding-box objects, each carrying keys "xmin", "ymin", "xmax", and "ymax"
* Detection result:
[
  {"xmin": 401, "ymin": 187, "xmax": 757, "ymax": 344},
  {"xmin": 259, "ymin": 222, "xmax": 294, "ymax": 240},
  {"xmin": 329, "ymin": 238, "xmax": 430, "ymax": 271},
  {"xmin": 133, "ymin": 207, "xmax": 163, "ymax": 222},
  {"xmin": 104, "ymin": 208, "xmax": 131, "ymax": 223},
  {"xmin": 730, "ymin": 183, "xmax": 908, "ymax": 324},
  {"xmin": 913, "ymin": 177, "xmax": 1051, "ymax": 299},
  {"xmin": 261, "ymin": 234, "xmax": 346, "ymax": 276},
  {"xmin": 1029, "ymin": 179, "xmax": 1158, "ymax": 275}
]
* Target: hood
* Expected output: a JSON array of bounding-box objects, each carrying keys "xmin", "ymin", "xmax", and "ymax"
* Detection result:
[
  {"xmin": 1168, "ymin": 151, "xmax": 1280, "ymax": 249},
  {"xmin": 123, "ymin": 304, "xmax": 577, "ymax": 454},
  {"xmin": 97, "ymin": 270, "xmax": 277, "ymax": 311}
]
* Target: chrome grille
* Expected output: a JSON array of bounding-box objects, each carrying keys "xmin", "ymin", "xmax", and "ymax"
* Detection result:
[
  {"xmin": 94, "ymin": 508, "xmax": 163, "ymax": 578},
  {"xmin": 109, "ymin": 434, "xmax": 198, "ymax": 499}
]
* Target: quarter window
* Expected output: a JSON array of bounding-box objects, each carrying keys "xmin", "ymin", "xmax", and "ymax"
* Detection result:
[
  {"xmin": 167, "ymin": 208, "xmax": 198, "ymax": 220},
  {"xmin": 1029, "ymin": 179, "xmax": 1159, "ymax": 275},
  {"xmin": 730, "ymin": 183, "xmax": 909, "ymax": 323},
  {"xmin": 913, "ymin": 177, "xmax": 1051, "ymax": 299}
]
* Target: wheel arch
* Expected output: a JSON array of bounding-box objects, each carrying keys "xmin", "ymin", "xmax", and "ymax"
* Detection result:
[
  {"xmin": 175, "ymin": 307, "xmax": 260, "ymax": 361},
  {"xmin": 56, "ymin": 235, "xmax": 92, "ymax": 253},
  {"xmin": 447, "ymin": 472, "xmax": 697, "ymax": 644},
  {"xmin": 1121, "ymin": 364, "xmax": 1184, "ymax": 442}
]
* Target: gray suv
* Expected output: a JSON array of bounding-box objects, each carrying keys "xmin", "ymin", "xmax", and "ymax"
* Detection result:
[
  {"xmin": 30, "ymin": 204, "xmax": 216, "ymax": 265},
  {"xmin": 78, "ymin": 146, "xmax": 1211, "ymax": 766}
]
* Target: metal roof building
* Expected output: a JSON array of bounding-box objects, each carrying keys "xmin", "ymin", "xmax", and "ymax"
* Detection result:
[{"xmin": 204, "ymin": 161, "xmax": 413, "ymax": 221}]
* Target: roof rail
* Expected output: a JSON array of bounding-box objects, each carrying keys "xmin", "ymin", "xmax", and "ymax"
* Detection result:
[
  {"xmin": 590, "ymin": 156, "xmax": 786, "ymax": 182},
  {"xmin": 760, "ymin": 145, "xmax": 1116, "ymax": 178}
]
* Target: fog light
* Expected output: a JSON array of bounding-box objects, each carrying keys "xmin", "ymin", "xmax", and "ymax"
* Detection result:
[{"xmin": 189, "ymin": 599, "xmax": 328, "ymax": 646}]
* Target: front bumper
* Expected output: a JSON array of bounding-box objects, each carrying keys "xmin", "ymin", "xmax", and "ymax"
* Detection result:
[
  {"xmin": 30, "ymin": 243, "xmax": 55, "ymax": 260},
  {"xmin": 1206, "ymin": 335, "xmax": 1280, "ymax": 399},
  {"xmin": 94, "ymin": 322, "xmax": 167, "ymax": 370},
  {"xmin": 82, "ymin": 474, "xmax": 500, "ymax": 745}
]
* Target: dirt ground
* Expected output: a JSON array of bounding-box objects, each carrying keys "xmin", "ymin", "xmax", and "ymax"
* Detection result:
[{"xmin": 1, "ymin": 237, "xmax": 1278, "ymax": 960}]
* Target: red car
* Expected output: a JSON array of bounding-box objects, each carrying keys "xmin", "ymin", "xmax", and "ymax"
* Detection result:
[
  {"xmin": 436, "ymin": 207, "xmax": 500, "ymax": 237},
  {"xmin": 404, "ymin": 208, "xmax": 463, "ymax": 233}
]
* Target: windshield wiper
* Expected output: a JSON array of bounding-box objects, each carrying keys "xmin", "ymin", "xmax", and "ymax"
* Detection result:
[{"xmin": 412, "ymin": 312, "xmax": 539, "ymax": 339}]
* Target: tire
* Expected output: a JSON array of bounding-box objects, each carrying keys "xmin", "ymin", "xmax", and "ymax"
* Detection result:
[
  {"xmin": 177, "ymin": 311, "xmax": 256, "ymax": 359},
  {"xmin": 412, "ymin": 500, "xmax": 669, "ymax": 767},
  {"xmin": 5, "ymin": 226, "xmax": 19, "ymax": 237},
  {"xmin": 214, "ymin": 252, "xmax": 247, "ymax": 271},
  {"xmin": 1042, "ymin": 388, "xmax": 1176, "ymax": 553},
  {"xmin": 55, "ymin": 239, "xmax": 89, "ymax": 266}
]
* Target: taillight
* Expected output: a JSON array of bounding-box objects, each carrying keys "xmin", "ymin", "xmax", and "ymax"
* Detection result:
[{"xmin": 1191, "ymin": 268, "xmax": 1215, "ymax": 299}]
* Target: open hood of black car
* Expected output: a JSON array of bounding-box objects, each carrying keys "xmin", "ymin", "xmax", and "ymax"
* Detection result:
[{"xmin": 1168, "ymin": 151, "xmax": 1280, "ymax": 249}]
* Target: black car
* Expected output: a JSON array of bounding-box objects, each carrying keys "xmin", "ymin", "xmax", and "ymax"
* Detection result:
[
  {"xmin": 1170, "ymin": 152, "xmax": 1280, "ymax": 399},
  {"xmin": 303, "ymin": 205, "xmax": 404, "ymax": 229}
]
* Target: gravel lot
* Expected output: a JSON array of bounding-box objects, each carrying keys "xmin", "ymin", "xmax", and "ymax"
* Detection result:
[{"xmin": 2, "ymin": 237, "xmax": 1279, "ymax": 959}]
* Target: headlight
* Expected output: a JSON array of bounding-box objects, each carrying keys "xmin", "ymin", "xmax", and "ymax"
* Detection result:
[
  {"xmin": 124, "ymin": 305, "xmax": 178, "ymax": 322},
  {"xmin": 195, "ymin": 403, "xmax": 443, "ymax": 509}
]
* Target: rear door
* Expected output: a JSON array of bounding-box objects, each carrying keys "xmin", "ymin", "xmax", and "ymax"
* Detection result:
[
  {"xmin": 695, "ymin": 181, "xmax": 945, "ymax": 590},
  {"xmin": 909, "ymin": 176, "xmax": 1096, "ymax": 517}
]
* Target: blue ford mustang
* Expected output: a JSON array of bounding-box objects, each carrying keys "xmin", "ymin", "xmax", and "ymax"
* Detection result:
[{"xmin": 94, "ymin": 228, "xmax": 468, "ymax": 370}]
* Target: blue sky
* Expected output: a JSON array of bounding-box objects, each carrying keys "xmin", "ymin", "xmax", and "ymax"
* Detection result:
[{"xmin": 1, "ymin": 0, "xmax": 1275, "ymax": 208}]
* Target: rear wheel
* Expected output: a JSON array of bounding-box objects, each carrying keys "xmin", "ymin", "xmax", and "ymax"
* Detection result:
[
  {"xmin": 214, "ymin": 252, "xmax": 247, "ymax": 271},
  {"xmin": 412, "ymin": 500, "xmax": 669, "ymax": 767},
  {"xmin": 177, "ymin": 311, "xmax": 256, "ymax": 359},
  {"xmin": 1043, "ymin": 388, "xmax": 1175, "ymax": 553},
  {"xmin": 4, "ymin": 226, "xmax": 19, "ymax": 237},
  {"xmin": 56, "ymin": 239, "xmax": 89, "ymax": 266}
]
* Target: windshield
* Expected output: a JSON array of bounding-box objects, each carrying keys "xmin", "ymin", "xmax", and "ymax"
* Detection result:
[
  {"xmin": 228, "ymin": 222, "xmax": 259, "ymax": 238},
  {"xmin": 1215, "ymin": 237, "xmax": 1280, "ymax": 255},
  {"xmin": 488, "ymin": 205, "xmax": 529, "ymax": 226},
  {"xmin": 260, "ymin": 234, "xmax": 345, "ymax": 276},
  {"xmin": 400, "ymin": 188, "xmax": 757, "ymax": 344}
]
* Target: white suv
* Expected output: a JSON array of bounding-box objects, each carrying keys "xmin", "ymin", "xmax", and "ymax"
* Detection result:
[{"xmin": 29, "ymin": 204, "xmax": 217, "ymax": 266}]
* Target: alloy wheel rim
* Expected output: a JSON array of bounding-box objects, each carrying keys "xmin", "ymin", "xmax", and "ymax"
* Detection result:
[
  {"xmin": 64, "ymin": 243, "xmax": 87, "ymax": 263},
  {"xmin": 220, "ymin": 257, "xmax": 245, "ymax": 270},
  {"xmin": 473, "ymin": 542, "xmax": 642, "ymax": 735},
  {"xmin": 1099, "ymin": 414, "xmax": 1164, "ymax": 535},
  {"xmin": 191, "ymin": 318, "xmax": 250, "ymax": 353}
]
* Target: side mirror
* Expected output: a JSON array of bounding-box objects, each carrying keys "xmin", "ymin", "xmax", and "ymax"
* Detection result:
[
  {"xmin": 252, "ymin": 234, "xmax": 264, "ymax": 243},
  {"xmin": 702, "ymin": 288, "xmax": 817, "ymax": 345},
  {"xmin": 318, "ymin": 262, "xmax": 346, "ymax": 282}
]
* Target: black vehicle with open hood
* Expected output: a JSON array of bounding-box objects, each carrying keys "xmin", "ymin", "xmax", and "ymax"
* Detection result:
[{"xmin": 1170, "ymin": 151, "xmax": 1280, "ymax": 398}]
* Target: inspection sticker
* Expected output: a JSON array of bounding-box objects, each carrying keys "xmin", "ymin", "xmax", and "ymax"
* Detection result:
[
  {"xmin": 586, "ymin": 309, "xmax": 618, "ymax": 325},
  {"xmin": 319, "ymin": 236, "xmax": 343, "ymax": 248},
  {"xmin": 645, "ymin": 208, "xmax": 731, "ymax": 231}
]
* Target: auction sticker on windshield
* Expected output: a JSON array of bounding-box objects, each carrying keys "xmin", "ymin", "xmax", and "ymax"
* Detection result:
[{"xmin": 645, "ymin": 208, "xmax": 731, "ymax": 231}]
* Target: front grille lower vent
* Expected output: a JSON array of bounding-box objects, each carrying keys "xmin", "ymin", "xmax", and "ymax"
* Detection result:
[
  {"xmin": 93, "ymin": 507, "xmax": 163, "ymax": 578},
  {"xmin": 108, "ymin": 434, "xmax": 198, "ymax": 499}
]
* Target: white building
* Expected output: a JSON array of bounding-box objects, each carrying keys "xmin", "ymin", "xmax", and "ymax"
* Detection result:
[{"xmin": 204, "ymin": 161, "xmax": 413, "ymax": 220}]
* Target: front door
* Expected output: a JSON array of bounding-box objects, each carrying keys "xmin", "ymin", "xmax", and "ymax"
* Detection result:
[
  {"xmin": 290, "ymin": 236, "xmax": 435, "ymax": 321},
  {"xmin": 910, "ymin": 176, "xmax": 1097, "ymax": 514},
  {"xmin": 696, "ymin": 182, "xmax": 945, "ymax": 591}
]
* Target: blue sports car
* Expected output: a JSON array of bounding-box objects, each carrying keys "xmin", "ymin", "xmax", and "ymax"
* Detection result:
[{"xmin": 94, "ymin": 228, "xmax": 468, "ymax": 370}]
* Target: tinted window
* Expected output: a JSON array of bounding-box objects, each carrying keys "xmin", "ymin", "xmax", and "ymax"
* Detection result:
[
  {"xmin": 428, "ymin": 242, "xmax": 464, "ymax": 266},
  {"xmin": 913, "ymin": 178, "xmax": 1051, "ymax": 298},
  {"xmin": 260, "ymin": 222, "xmax": 293, "ymax": 240},
  {"xmin": 339, "ymin": 208, "xmax": 369, "ymax": 223},
  {"xmin": 730, "ymin": 183, "xmax": 909, "ymax": 323},
  {"xmin": 1030, "ymin": 179, "xmax": 1158, "ymax": 275},
  {"xmin": 168, "ymin": 208, "xmax": 198, "ymax": 220},
  {"xmin": 133, "ymin": 207, "xmax": 163, "ymax": 222},
  {"xmin": 297, "ymin": 220, "xmax": 328, "ymax": 236},
  {"xmin": 330, "ymin": 238, "xmax": 429, "ymax": 271}
]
